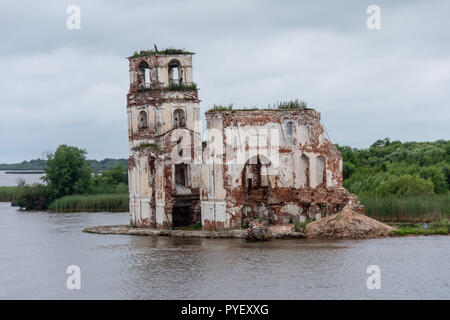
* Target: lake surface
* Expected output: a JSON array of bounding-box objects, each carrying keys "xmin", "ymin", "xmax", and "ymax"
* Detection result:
[
  {"xmin": 0, "ymin": 170, "xmax": 45, "ymax": 186},
  {"xmin": 0, "ymin": 201, "xmax": 449, "ymax": 299}
]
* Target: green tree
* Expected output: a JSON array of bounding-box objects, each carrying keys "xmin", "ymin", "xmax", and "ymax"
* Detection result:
[
  {"xmin": 419, "ymin": 166, "xmax": 448, "ymax": 194},
  {"xmin": 376, "ymin": 174, "xmax": 435, "ymax": 197},
  {"xmin": 100, "ymin": 164, "xmax": 128, "ymax": 185},
  {"xmin": 44, "ymin": 145, "xmax": 92, "ymax": 200}
]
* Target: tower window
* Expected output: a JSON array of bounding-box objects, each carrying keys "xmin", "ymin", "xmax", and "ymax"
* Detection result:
[
  {"xmin": 138, "ymin": 110, "xmax": 148, "ymax": 130},
  {"xmin": 168, "ymin": 59, "xmax": 182, "ymax": 86},
  {"xmin": 173, "ymin": 109, "xmax": 186, "ymax": 128},
  {"xmin": 138, "ymin": 61, "xmax": 150, "ymax": 88}
]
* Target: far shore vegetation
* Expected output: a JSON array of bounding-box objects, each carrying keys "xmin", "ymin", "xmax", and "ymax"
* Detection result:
[
  {"xmin": 337, "ymin": 138, "xmax": 449, "ymax": 224},
  {"xmin": 1, "ymin": 145, "xmax": 129, "ymax": 212},
  {"xmin": 0, "ymin": 138, "xmax": 449, "ymax": 231},
  {"xmin": 0, "ymin": 158, "xmax": 127, "ymax": 172}
]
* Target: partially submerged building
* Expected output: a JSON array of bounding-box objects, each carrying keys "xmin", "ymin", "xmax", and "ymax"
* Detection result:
[{"xmin": 126, "ymin": 48, "xmax": 361, "ymax": 231}]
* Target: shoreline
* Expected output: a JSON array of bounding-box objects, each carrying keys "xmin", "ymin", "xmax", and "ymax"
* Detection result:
[
  {"xmin": 83, "ymin": 223, "xmax": 449, "ymax": 239},
  {"xmin": 83, "ymin": 224, "xmax": 305, "ymax": 239}
]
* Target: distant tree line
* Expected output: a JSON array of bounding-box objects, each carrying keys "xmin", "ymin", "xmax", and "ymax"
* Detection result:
[{"xmin": 0, "ymin": 157, "xmax": 128, "ymax": 172}]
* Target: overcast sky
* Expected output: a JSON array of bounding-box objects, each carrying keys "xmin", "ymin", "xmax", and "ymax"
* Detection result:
[{"xmin": 0, "ymin": 0, "xmax": 449, "ymax": 162}]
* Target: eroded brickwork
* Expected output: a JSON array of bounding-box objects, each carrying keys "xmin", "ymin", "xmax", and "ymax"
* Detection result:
[
  {"xmin": 200, "ymin": 109, "xmax": 363, "ymax": 230},
  {"xmin": 127, "ymin": 48, "xmax": 362, "ymax": 231}
]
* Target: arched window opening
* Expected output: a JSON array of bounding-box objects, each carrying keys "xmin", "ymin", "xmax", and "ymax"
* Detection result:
[
  {"xmin": 316, "ymin": 156, "xmax": 326, "ymax": 186},
  {"xmin": 168, "ymin": 59, "xmax": 182, "ymax": 86},
  {"xmin": 175, "ymin": 163, "xmax": 189, "ymax": 187},
  {"xmin": 286, "ymin": 121, "xmax": 293, "ymax": 137},
  {"xmin": 299, "ymin": 155, "xmax": 309, "ymax": 187},
  {"xmin": 138, "ymin": 110, "xmax": 148, "ymax": 130},
  {"xmin": 306, "ymin": 125, "xmax": 311, "ymax": 141},
  {"xmin": 173, "ymin": 109, "xmax": 186, "ymax": 128},
  {"xmin": 138, "ymin": 61, "xmax": 150, "ymax": 88},
  {"xmin": 243, "ymin": 156, "xmax": 271, "ymax": 192}
]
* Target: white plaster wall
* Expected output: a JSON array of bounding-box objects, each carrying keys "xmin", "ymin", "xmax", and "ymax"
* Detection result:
[{"xmin": 201, "ymin": 201, "xmax": 227, "ymax": 225}]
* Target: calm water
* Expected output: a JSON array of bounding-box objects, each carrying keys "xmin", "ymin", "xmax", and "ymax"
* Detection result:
[
  {"xmin": 0, "ymin": 173, "xmax": 449, "ymax": 299},
  {"xmin": 0, "ymin": 202, "xmax": 449, "ymax": 300},
  {"xmin": 0, "ymin": 170, "xmax": 45, "ymax": 186}
]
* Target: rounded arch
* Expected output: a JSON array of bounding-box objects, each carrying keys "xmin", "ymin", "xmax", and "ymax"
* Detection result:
[
  {"xmin": 168, "ymin": 59, "xmax": 181, "ymax": 68},
  {"xmin": 168, "ymin": 59, "xmax": 182, "ymax": 85},
  {"xmin": 316, "ymin": 155, "xmax": 326, "ymax": 186},
  {"xmin": 285, "ymin": 121, "xmax": 294, "ymax": 137},
  {"xmin": 138, "ymin": 110, "xmax": 148, "ymax": 130},
  {"xmin": 247, "ymin": 154, "xmax": 271, "ymax": 166},
  {"xmin": 299, "ymin": 154, "xmax": 309, "ymax": 186},
  {"xmin": 173, "ymin": 108, "xmax": 186, "ymax": 128},
  {"xmin": 243, "ymin": 155, "xmax": 272, "ymax": 191},
  {"xmin": 137, "ymin": 60, "xmax": 150, "ymax": 88},
  {"xmin": 138, "ymin": 60, "xmax": 149, "ymax": 69}
]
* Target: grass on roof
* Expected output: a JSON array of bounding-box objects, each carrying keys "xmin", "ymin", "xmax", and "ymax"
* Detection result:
[
  {"xmin": 130, "ymin": 47, "xmax": 194, "ymax": 58},
  {"xmin": 207, "ymin": 99, "xmax": 310, "ymax": 112}
]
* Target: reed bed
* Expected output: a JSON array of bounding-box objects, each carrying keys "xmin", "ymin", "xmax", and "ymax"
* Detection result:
[
  {"xmin": 48, "ymin": 193, "xmax": 129, "ymax": 213},
  {"xmin": 0, "ymin": 187, "xmax": 19, "ymax": 202},
  {"xmin": 360, "ymin": 194, "xmax": 449, "ymax": 222}
]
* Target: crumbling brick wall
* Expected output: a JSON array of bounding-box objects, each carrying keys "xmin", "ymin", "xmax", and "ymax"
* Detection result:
[{"xmin": 200, "ymin": 109, "xmax": 361, "ymax": 230}]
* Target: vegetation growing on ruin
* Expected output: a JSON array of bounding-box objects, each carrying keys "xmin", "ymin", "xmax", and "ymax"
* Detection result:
[
  {"xmin": 168, "ymin": 82, "xmax": 197, "ymax": 90},
  {"xmin": 337, "ymin": 138, "xmax": 450, "ymax": 222},
  {"xmin": 207, "ymin": 99, "xmax": 309, "ymax": 112},
  {"xmin": 208, "ymin": 104, "xmax": 234, "ymax": 112},
  {"xmin": 188, "ymin": 223, "xmax": 202, "ymax": 231},
  {"xmin": 133, "ymin": 142, "xmax": 161, "ymax": 152},
  {"xmin": 274, "ymin": 99, "xmax": 308, "ymax": 110},
  {"xmin": 137, "ymin": 87, "xmax": 151, "ymax": 93},
  {"xmin": 293, "ymin": 220, "xmax": 309, "ymax": 232},
  {"xmin": 207, "ymin": 103, "xmax": 259, "ymax": 112},
  {"xmin": 137, "ymin": 82, "xmax": 197, "ymax": 92},
  {"xmin": 130, "ymin": 48, "xmax": 194, "ymax": 58}
]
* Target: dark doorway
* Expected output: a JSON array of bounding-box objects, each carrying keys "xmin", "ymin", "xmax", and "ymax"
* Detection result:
[{"xmin": 172, "ymin": 200, "xmax": 194, "ymax": 227}]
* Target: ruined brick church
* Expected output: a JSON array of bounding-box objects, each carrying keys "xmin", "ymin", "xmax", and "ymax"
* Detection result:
[{"xmin": 126, "ymin": 49, "xmax": 360, "ymax": 231}]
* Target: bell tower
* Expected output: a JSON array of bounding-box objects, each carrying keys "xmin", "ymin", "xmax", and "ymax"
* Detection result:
[{"xmin": 126, "ymin": 48, "xmax": 202, "ymax": 228}]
